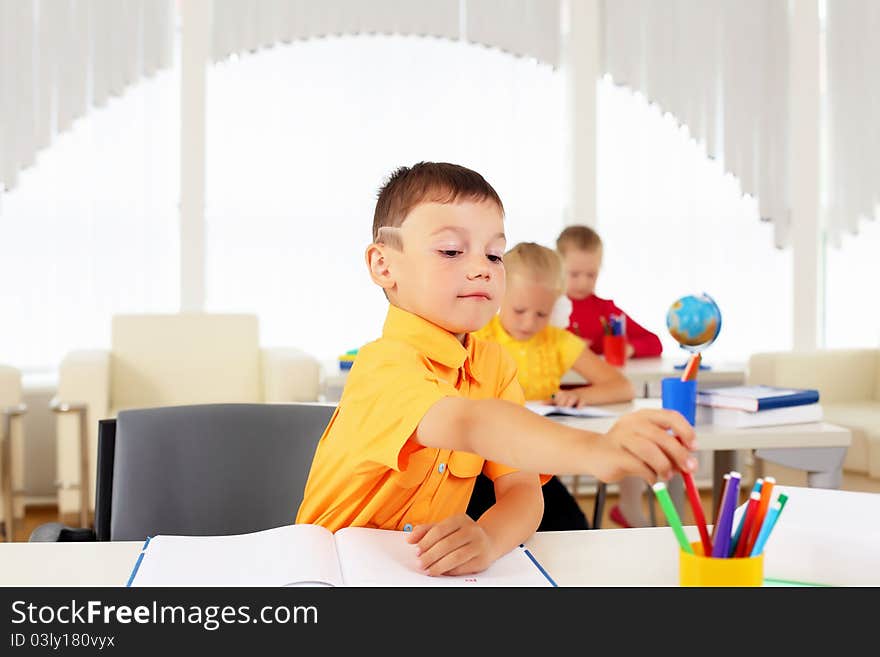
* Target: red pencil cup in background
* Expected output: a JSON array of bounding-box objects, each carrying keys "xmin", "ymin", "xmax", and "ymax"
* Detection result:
[{"xmin": 603, "ymin": 335, "xmax": 627, "ymax": 367}]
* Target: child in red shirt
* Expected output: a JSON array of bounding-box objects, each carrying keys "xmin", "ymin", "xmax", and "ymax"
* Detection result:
[
  {"xmin": 556, "ymin": 225, "xmax": 665, "ymax": 528},
  {"xmin": 557, "ymin": 226, "xmax": 662, "ymax": 359}
]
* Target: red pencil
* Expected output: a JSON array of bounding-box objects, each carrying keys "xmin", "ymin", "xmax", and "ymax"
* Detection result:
[
  {"xmin": 680, "ymin": 353, "xmax": 702, "ymax": 382},
  {"xmin": 744, "ymin": 476, "xmax": 776, "ymax": 556},
  {"xmin": 734, "ymin": 491, "xmax": 762, "ymax": 557},
  {"xmin": 682, "ymin": 469, "xmax": 712, "ymax": 555}
]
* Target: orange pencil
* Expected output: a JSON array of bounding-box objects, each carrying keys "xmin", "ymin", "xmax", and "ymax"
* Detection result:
[
  {"xmin": 744, "ymin": 476, "xmax": 776, "ymax": 555},
  {"xmin": 680, "ymin": 353, "xmax": 702, "ymax": 382}
]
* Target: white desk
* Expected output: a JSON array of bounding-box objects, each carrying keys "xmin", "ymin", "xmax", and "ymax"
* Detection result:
[
  {"xmin": 2, "ymin": 487, "xmax": 876, "ymax": 586},
  {"xmin": 561, "ymin": 356, "xmax": 746, "ymax": 398},
  {"xmin": 557, "ymin": 399, "xmax": 851, "ymax": 510},
  {"xmin": 321, "ymin": 357, "xmax": 746, "ymax": 403}
]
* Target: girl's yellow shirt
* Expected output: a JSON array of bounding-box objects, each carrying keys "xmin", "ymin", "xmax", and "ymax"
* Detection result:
[{"xmin": 473, "ymin": 314, "xmax": 586, "ymax": 402}]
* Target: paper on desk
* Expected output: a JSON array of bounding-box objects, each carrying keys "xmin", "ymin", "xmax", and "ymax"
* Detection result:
[
  {"xmin": 732, "ymin": 486, "xmax": 880, "ymax": 586},
  {"xmin": 525, "ymin": 402, "xmax": 618, "ymax": 418}
]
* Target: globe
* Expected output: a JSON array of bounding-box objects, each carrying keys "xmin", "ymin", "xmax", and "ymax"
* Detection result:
[{"xmin": 666, "ymin": 293, "xmax": 722, "ymax": 352}]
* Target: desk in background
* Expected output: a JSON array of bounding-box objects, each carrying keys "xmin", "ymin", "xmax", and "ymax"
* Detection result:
[
  {"xmin": 321, "ymin": 356, "xmax": 746, "ymax": 402},
  {"xmin": 556, "ymin": 399, "xmax": 851, "ymax": 511},
  {"xmin": 561, "ymin": 356, "xmax": 746, "ymax": 398}
]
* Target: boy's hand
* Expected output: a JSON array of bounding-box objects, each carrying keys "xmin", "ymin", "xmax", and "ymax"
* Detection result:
[
  {"xmin": 592, "ymin": 409, "xmax": 697, "ymax": 484},
  {"xmin": 406, "ymin": 514, "xmax": 494, "ymax": 576}
]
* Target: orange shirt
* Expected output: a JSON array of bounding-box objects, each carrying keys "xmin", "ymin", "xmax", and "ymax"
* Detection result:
[
  {"xmin": 474, "ymin": 314, "xmax": 586, "ymax": 401},
  {"xmin": 296, "ymin": 305, "xmax": 528, "ymax": 533}
]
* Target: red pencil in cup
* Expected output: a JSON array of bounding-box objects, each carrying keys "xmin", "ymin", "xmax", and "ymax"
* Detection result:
[
  {"xmin": 682, "ymin": 467, "xmax": 712, "ymax": 555},
  {"xmin": 744, "ymin": 476, "xmax": 776, "ymax": 556},
  {"xmin": 733, "ymin": 491, "xmax": 762, "ymax": 557}
]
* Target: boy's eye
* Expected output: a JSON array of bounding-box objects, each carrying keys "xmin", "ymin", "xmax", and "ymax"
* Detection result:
[
  {"xmin": 487, "ymin": 254, "xmax": 503, "ymax": 263},
  {"xmin": 439, "ymin": 250, "xmax": 462, "ymax": 257},
  {"xmin": 514, "ymin": 309, "xmax": 526, "ymax": 315},
  {"xmin": 537, "ymin": 313, "xmax": 548, "ymax": 319}
]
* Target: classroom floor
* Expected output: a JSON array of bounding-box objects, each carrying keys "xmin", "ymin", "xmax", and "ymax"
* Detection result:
[{"xmin": 8, "ymin": 464, "xmax": 880, "ymax": 542}]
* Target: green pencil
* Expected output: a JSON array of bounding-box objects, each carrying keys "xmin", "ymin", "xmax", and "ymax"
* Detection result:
[
  {"xmin": 653, "ymin": 482, "xmax": 694, "ymax": 554},
  {"xmin": 777, "ymin": 493, "xmax": 789, "ymax": 511}
]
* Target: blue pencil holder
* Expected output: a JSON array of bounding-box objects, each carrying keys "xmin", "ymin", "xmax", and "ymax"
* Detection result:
[{"xmin": 661, "ymin": 377, "xmax": 697, "ymax": 425}]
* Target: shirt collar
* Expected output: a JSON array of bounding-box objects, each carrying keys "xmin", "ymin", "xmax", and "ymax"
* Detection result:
[{"xmin": 382, "ymin": 305, "xmax": 480, "ymax": 376}]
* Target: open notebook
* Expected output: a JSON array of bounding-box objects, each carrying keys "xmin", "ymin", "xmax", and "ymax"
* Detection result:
[
  {"xmin": 127, "ymin": 524, "xmax": 556, "ymax": 587},
  {"xmin": 525, "ymin": 402, "xmax": 618, "ymax": 418}
]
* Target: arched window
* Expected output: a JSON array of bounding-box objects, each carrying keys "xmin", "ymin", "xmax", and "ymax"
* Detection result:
[{"xmin": 204, "ymin": 35, "xmax": 564, "ymax": 361}]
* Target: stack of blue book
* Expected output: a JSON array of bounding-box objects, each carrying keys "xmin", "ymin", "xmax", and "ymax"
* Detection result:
[{"xmin": 696, "ymin": 385, "xmax": 821, "ymax": 428}]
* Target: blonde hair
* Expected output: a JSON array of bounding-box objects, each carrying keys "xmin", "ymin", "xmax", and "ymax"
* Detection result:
[
  {"xmin": 504, "ymin": 242, "xmax": 564, "ymax": 294},
  {"xmin": 556, "ymin": 224, "xmax": 603, "ymax": 255}
]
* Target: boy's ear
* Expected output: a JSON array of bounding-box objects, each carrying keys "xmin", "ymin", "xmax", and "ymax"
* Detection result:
[{"xmin": 365, "ymin": 242, "xmax": 396, "ymax": 292}]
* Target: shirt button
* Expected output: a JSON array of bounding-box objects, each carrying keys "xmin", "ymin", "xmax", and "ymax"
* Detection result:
[
  {"xmin": 438, "ymin": 463, "xmax": 446, "ymax": 474},
  {"xmin": 403, "ymin": 523, "xmax": 413, "ymax": 532}
]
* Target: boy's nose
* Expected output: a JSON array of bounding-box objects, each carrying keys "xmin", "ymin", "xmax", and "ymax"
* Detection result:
[{"xmin": 466, "ymin": 255, "xmax": 490, "ymax": 280}]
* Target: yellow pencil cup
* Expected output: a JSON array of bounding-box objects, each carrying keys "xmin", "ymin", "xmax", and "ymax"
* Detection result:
[{"xmin": 679, "ymin": 542, "xmax": 764, "ymax": 587}]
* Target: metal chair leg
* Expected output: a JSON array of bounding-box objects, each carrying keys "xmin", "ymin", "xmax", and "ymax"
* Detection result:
[
  {"xmin": 592, "ymin": 482, "xmax": 607, "ymax": 529},
  {"xmin": 50, "ymin": 400, "xmax": 90, "ymax": 529},
  {"xmin": 646, "ymin": 480, "xmax": 657, "ymax": 526}
]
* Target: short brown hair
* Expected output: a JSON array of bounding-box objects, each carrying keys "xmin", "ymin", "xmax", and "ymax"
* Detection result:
[
  {"xmin": 372, "ymin": 162, "xmax": 504, "ymax": 244},
  {"xmin": 504, "ymin": 242, "xmax": 564, "ymax": 294},
  {"xmin": 556, "ymin": 224, "xmax": 603, "ymax": 255}
]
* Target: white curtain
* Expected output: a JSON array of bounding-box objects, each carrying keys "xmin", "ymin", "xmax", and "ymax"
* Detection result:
[
  {"xmin": 602, "ymin": 0, "xmax": 791, "ymax": 248},
  {"xmin": 210, "ymin": 0, "xmax": 561, "ymax": 67},
  {"xmin": 597, "ymin": 78, "xmax": 793, "ymax": 361},
  {"xmin": 825, "ymin": 0, "xmax": 880, "ymax": 246},
  {"xmin": 0, "ymin": 0, "xmax": 174, "ymax": 206}
]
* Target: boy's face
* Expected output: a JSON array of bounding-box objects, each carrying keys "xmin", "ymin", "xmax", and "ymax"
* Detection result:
[
  {"xmin": 368, "ymin": 200, "xmax": 506, "ymax": 337},
  {"xmin": 499, "ymin": 276, "xmax": 558, "ymax": 341},
  {"xmin": 561, "ymin": 247, "xmax": 602, "ymax": 300}
]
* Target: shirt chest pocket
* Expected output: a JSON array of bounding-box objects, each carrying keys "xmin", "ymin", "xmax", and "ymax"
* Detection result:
[
  {"xmin": 447, "ymin": 451, "xmax": 484, "ymax": 479},
  {"xmin": 395, "ymin": 448, "xmax": 437, "ymax": 488}
]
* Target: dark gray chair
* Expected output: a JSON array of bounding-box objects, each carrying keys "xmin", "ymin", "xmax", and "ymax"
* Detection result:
[{"xmin": 30, "ymin": 403, "xmax": 335, "ymax": 542}]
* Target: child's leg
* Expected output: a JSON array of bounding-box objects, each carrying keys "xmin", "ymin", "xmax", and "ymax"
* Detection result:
[
  {"xmin": 465, "ymin": 473, "xmax": 496, "ymax": 521},
  {"xmin": 615, "ymin": 476, "xmax": 650, "ymax": 528},
  {"xmin": 536, "ymin": 476, "xmax": 589, "ymax": 531}
]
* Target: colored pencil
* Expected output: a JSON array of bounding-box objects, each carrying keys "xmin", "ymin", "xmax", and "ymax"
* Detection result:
[
  {"xmin": 711, "ymin": 471, "xmax": 741, "ymax": 558},
  {"xmin": 653, "ymin": 482, "xmax": 694, "ymax": 554},
  {"xmin": 680, "ymin": 352, "xmax": 702, "ymax": 382},
  {"xmin": 733, "ymin": 491, "xmax": 762, "ymax": 557},
  {"xmin": 729, "ymin": 478, "xmax": 762, "ymax": 557},
  {"xmin": 682, "ymin": 470, "xmax": 712, "ymax": 555},
  {"xmin": 745, "ymin": 476, "xmax": 775, "ymax": 556},
  {"xmin": 776, "ymin": 492, "xmax": 789, "ymax": 513},
  {"xmin": 710, "ymin": 473, "xmax": 730, "ymax": 541},
  {"xmin": 750, "ymin": 499, "xmax": 785, "ymax": 556}
]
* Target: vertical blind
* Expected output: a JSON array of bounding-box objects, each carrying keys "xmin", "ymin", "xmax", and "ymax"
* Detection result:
[
  {"xmin": 0, "ymin": 0, "xmax": 174, "ymax": 205},
  {"xmin": 603, "ymin": 0, "xmax": 791, "ymax": 247}
]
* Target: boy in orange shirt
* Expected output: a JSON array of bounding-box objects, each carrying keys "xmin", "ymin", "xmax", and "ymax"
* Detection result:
[{"xmin": 296, "ymin": 162, "xmax": 696, "ymax": 576}]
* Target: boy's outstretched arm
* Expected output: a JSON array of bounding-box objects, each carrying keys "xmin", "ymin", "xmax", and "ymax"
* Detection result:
[{"xmin": 416, "ymin": 398, "xmax": 697, "ymax": 484}]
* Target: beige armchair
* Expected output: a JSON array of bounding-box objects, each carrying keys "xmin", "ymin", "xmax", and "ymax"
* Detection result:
[
  {"xmin": 747, "ymin": 349, "xmax": 880, "ymax": 478},
  {"xmin": 53, "ymin": 314, "xmax": 322, "ymax": 522},
  {"xmin": 1, "ymin": 365, "xmax": 27, "ymax": 541}
]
